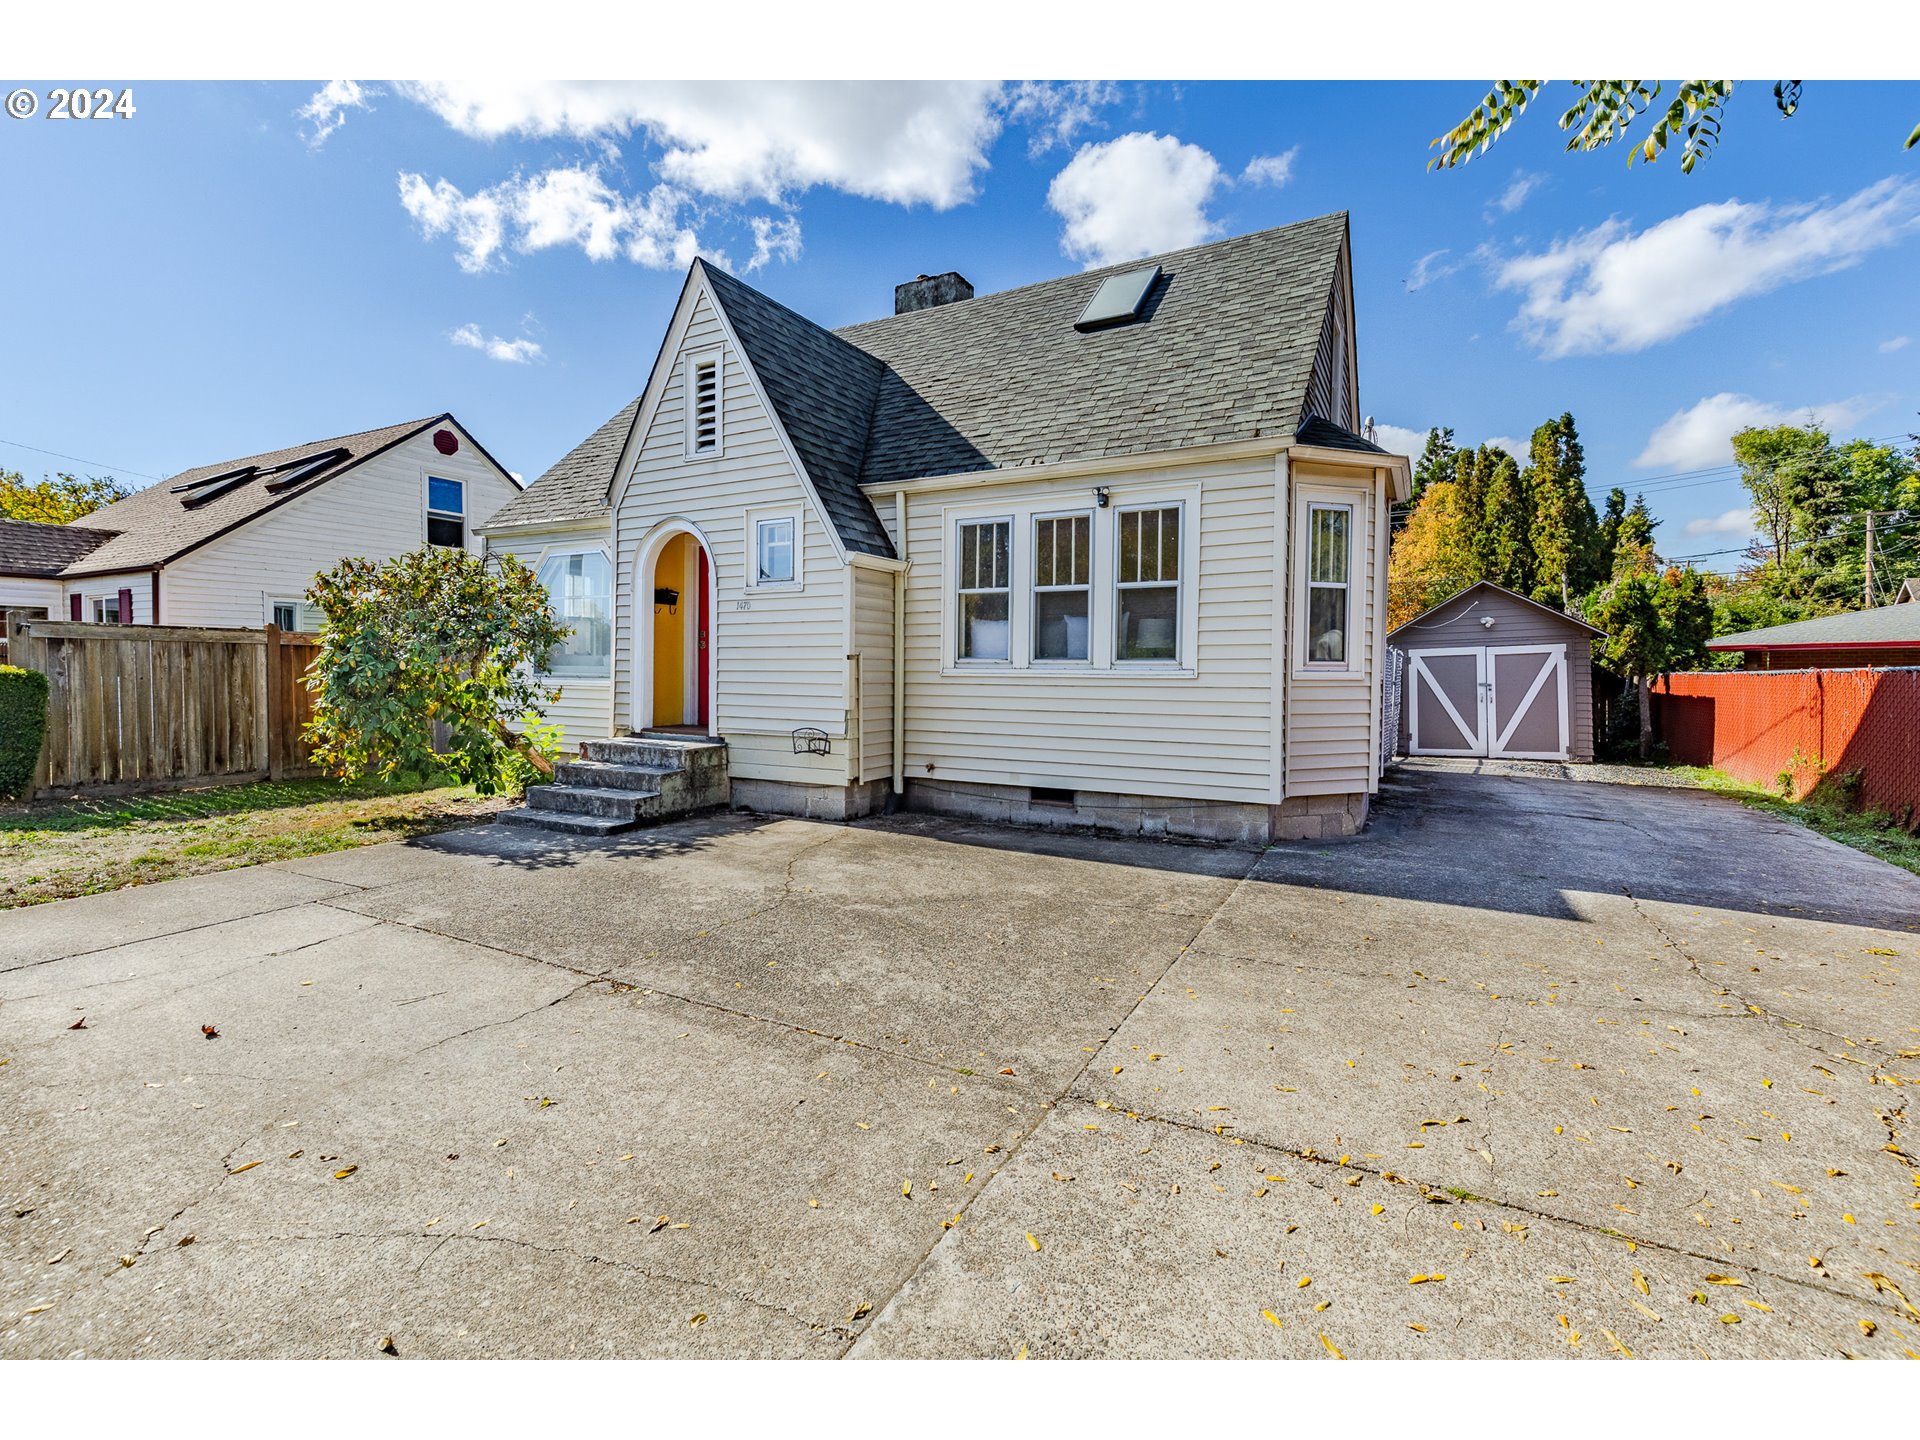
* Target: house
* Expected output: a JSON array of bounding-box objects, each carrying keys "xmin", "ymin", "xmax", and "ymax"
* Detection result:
[
  {"xmin": 1896, "ymin": 577, "xmax": 1919, "ymax": 606},
  {"xmin": 1707, "ymin": 604, "xmax": 1920, "ymax": 670},
  {"xmin": 482, "ymin": 213, "xmax": 1411, "ymax": 845},
  {"xmin": 1389, "ymin": 581, "xmax": 1604, "ymax": 763},
  {"xmin": 0, "ymin": 415, "xmax": 520, "ymax": 636}
]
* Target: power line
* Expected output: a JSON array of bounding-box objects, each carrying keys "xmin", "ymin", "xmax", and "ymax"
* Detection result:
[{"xmin": 0, "ymin": 435, "xmax": 164, "ymax": 482}]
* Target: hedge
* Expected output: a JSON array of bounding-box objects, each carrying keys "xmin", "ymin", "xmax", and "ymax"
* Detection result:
[{"xmin": 0, "ymin": 664, "xmax": 49, "ymax": 798}]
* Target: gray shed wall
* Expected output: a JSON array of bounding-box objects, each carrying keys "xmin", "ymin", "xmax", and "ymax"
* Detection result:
[{"xmin": 1392, "ymin": 587, "xmax": 1596, "ymax": 761}]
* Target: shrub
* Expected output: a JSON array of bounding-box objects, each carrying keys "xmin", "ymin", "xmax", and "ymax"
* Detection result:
[
  {"xmin": 503, "ymin": 715, "xmax": 568, "ymax": 797},
  {"xmin": 0, "ymin": 664, "xmax": 49, "ymax": 798}
]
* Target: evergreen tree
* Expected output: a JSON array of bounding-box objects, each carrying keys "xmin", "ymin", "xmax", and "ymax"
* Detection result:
[
  {"xmin": 1595, "ymin": 488, "xmax": 1628, "ymax": 580},
  {"xmin": 1523, "ymin": 413, "xmax": 1599, "ymax": 606},
  {"xmin": 1411, "ymin": 427, "xmax": 1457, "ymax": 500},
  {"xmin": 1478, "ymin": 450, "xmax": 1533, "ymax": 593},
  {"xmin": 1612, "ymin": 494, "xmax": 1660, "ymax": 578}
]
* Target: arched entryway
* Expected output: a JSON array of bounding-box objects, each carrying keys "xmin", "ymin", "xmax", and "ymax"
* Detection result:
[{"xmin": 634, "ymin": 521, "xmax": 716, "ymax": 735}]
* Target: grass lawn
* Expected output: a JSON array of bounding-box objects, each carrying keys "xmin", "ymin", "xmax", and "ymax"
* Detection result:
[
  {"xmin": 0, "ymin": 777, "xmax": 513, "ymax": 908},
  {"xmin": 1664, "ymin": 764, "xmax": 1920, "ymax": 877}
]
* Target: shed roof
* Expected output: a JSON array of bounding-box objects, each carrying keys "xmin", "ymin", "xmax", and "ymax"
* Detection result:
[
  {"xmin": 1388, "ymin": 580, "xmax": 1605, "ymax": 641},
  {"xmin": 1708, "ymin": 605, "xmax": 1920, "ymax": 651}
]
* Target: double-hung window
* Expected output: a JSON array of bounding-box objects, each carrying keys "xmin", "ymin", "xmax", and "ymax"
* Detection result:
[
  {"xmin": 1114, "ymin": 504, "xmax": 1181, "ymax": 663},
  {"xmin": 1304, "ymin": 503, "xmax": 1352, "ymax": 666},
  {"xmin": 955, "ymin": 518, "xmax": 1011, "ymax": 661},
  {"xmin": 537, "ymin": 550, "xmax": 613, "ymax": 677},
  {"xmin": 1032, "ymin": 513, "xmax": 1091, "ymax": 661},
  {"xmin": 92, "ymin": 596, "xmax": 122, "ymax": 625},
  {"xmin": 755, "ymin": 517, "xmax": 795, "ymax": 585},
  {"xmin": 426, "ymin": 476, "xmax": 466, "ymax": 549}
]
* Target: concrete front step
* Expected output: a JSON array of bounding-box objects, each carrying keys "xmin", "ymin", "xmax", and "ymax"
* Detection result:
[
  {"xmin": 493, "ymin": 806, "xmax": 634, "ymax": 837},
  {"xmin": 526, "ymin": 783, "xmax": 660, "ymax": 821},
  {"xmin": 554, "ymin": 758, "xmax": 678, "ymax": 793},
  {"xmin": 499, "ymin": 730, "xmax": 730, "ymax": 837}
]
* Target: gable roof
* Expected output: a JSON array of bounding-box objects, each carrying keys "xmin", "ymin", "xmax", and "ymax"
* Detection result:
[
  {"xmin": 479, "ymin": 397, "xmax": 636, "ymax": 531},
  {"xmin": 1388, "ymin": 580, "xmax": 1606, "ymax": 640},
  {"xmin": 0, "ymin": 518, "xmax": 118, "ymax": 577},
  {"xmin": 55, "ymin": 416, "xmax": 501, "ymax": 577},
  {"xmin": 1708, "ymin": 605, "xmax": 1920, "ymax": 651},
  {"xmin": 1898, "ymin": 577, "xmax": 1920, "ymax": 605},
  {"xmin": 495, "ymin": 213, "xmax": 1356, "ymax": 559}
]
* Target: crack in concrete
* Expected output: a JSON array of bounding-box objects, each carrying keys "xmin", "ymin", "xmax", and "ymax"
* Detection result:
[{"xmin": 1058, "ymin": 1094, "xmax": 1918, "ymax": 1322}]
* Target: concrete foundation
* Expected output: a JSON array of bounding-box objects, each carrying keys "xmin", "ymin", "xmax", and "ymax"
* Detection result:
[
  {"xmin": 730, "ymin": 776, "xmax": 890, "ymax": 822},
  {"xmin": 902, "ymin": 778, "xmax": 1304, "ymax": 848},
  {"xmin": 1270, "ymin": 791, "xmax": 1370, "ymax": 841}
]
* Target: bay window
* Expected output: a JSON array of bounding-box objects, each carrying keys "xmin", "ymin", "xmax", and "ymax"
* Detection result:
[{"xmin": 537, "ymin": 549, "xmax": 613, "ymax": 677}]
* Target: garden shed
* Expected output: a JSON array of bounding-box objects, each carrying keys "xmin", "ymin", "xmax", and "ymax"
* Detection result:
[{"xmin": 1391, "ymin": 581, "xmax": 1603, "ymax": 762}]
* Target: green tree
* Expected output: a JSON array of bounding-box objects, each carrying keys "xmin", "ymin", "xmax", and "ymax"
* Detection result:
[
  {"xmin": 1387, "ymin": 479, "xmax": 1477, "ymax": 630},
  {"xmin": 1523, "ymin": 412, "xmax": 1599, "ymax": 606},
  {"xmin": 1430, "ymin": 81, "xmax": 1919, "ymax": 176},
  {"xmin": 1478, "ymin": 450, "xmax": 1533, "ymax": 593},
  {"xmin": 0, "ymin": 470, "xmax": 132, "ymax": 524},
  {"xmin": 303, "ymin": 547, "xmax": 568, "ymax": 796},
  {"xmin": 1588, "ymin": 566, "xmax": 1714, "ymax": 758},
  {"xmin": 1611, "ymin": 494, "xmax": 1660, "ymax": 579},
  {"xmin": 1411, "ymin": 427, "xmax": 1457, "ymax": 501},
  {"xmin": 1595, "ymin": 488, "xmax": 1628, "ymax": 579}
]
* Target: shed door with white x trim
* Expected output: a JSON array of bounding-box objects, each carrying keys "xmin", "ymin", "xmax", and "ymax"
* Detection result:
[{"xmin": 1408, "ymin": 643, "xmax": 1569, "ymax": 760}]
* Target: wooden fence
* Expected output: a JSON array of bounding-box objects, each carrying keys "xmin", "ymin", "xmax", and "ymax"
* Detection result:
[{"xmin": 7, "ymin": 619, "xmax": 323, "ymax": 798}]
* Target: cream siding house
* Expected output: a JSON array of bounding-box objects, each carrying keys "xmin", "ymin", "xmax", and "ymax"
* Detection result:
[
  {"xmin": 494, "ymin": 213, "xmax": 1409, "ymax": 844},
  {"xmin": 0, "ymin": 416, "xmax": 521, "ymax": 635}
]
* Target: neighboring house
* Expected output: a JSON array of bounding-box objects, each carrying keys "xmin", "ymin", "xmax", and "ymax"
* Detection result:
[
  {"xmin": 1708, "ymin": 604, "xmax": 1920, "ymax": 670},
  {"xmin": 1389, "ymin": 581, "xmax": 1604, "ymax": 763},
  {"xmin": 1896, "ymin": 577, "xmax": 1919, "ymax": 606},
  {"xmin": 0, "ymin": 415, "xmax": 520, "ymax": 633},
  {"xmin": 482, "ymin": 213, "xmax": 1411, "ymax": 844}
]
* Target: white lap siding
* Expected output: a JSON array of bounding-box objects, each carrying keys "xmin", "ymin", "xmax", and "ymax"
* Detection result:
[
  {"xmin": 613, "ymin": 293, "xmax": 851, "ymax": 787},
  {"xmin": 158, "ymin": 426, "xmax": 521, "ymax": 629},
  {"xmin": 883, "ymin": 456, "xmax": 1278, "ymax": 804},
  {"xmin": 1283, "ymin": 460, "xmax": 1387, "ymax": 797},
  {"xmin": 851, "ymin": 563, "xmax": 895, "ymax": 784},
  {"xmin": 484, "ymin": 525, "xmax": 614, "ymax": 753}
]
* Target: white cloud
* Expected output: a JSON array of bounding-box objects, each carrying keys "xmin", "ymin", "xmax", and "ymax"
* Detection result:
[
  {"xmin": 746, "ymin": 214, "xmax": 803, "ymax": 272},
  {"xmin": 297, "ymin": 79, "xmax": 375, "ymax": 147},
  {"xmin": 1405, "ymin": 247, "xmax": 1463, "ymax": 292},
  {"xmin": 1881, "ymin": 335, "xmax": 1911, "ymax": 353},
  {"xmin": 389, "ymin": 81, "xmax": 1007, "ymax": 210},
  {"xmin": 1241, "ymin": 148, "xmax": 1299, "ymax": 188},
  {"xmin": 450, "ymin": 323, "xmax": 543, "ymax": 365},
  {"xmin": 1491, "ymin": 170, "xmax": 1545, "ymax": 215},
  {"xmin": 1007, "ymin": 81, "xmax": 1121, "ymax": 157},
  {"xmin": 1048, "ymin": 132, "xmax": 1225, "ymax": 268},
  {"xmin": 1635, "ymin": 392, "xmax": 1885, "ymax": 470},
  {"xmin": 1483, "ymin": 435, "xmax": 1527, "ymax": 459},
  {"xmin": 1372, "ymin": 423, "xmax": 1433, "ymax": 458},
  {"xmin": 1682, "ymin": 507, "xmax": 1757, "ymax": 540},
  {"xmin": 1491, "ymin": 178, "xmax": 1920, "ymax": 357},
  {"xmin": 398, "ymin": 167, "xmax": 705, "ymax": 273}
]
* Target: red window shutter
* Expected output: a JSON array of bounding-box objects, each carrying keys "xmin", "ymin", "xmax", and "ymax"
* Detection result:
[
  {"xmin": 70, "ymin": 593, "xmax": 83, "ymax": 621},
  {"xmin": 117, "ymin": 586, "xmax": 133, "ymax": 624}
]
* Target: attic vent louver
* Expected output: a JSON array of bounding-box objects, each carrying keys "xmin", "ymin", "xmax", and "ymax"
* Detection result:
[{"xmin": 1074, "ymin": 264, "xmax": 1162, "ymax": 332}]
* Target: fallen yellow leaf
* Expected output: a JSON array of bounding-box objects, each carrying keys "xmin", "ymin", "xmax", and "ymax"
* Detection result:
[
  {"xmin": 1319, "ymin": 1332, "xmax": 1344, "ymax": 1359},
  {"xmin": 1026, "ymin": 1232, "xmax": 1041, "ymax": 1252}
]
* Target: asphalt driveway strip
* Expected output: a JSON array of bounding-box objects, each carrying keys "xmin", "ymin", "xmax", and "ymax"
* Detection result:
[{"xmin": 3, "ymin": 767, "xmax": 1917, "ymax": 1358}]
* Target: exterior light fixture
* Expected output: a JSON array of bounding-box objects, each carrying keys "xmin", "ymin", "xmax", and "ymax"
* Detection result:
[{"xmin": 1094, "ymin": 486, "xmax": 1110, "ymax": 508}]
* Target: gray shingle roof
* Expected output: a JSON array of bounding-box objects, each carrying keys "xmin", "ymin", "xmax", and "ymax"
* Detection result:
[
  {"xmin": 58, "ymin": 417, "xmax": 451, "ymax": 575},
  {"xmin": 837, "ymin": 212, "xmax": 1349, "ymax": 487},
  {"xmin": 1709, "ymin": 606, "xmax": 1920, "ymax": 650},
  {"xmin": 479, "ymin": 398, "xmax": 636, "ymax": 531},
  {"xmin": 0, "ymin": 518, "xmax": 118, "ymax": 577},
  {"xmin": 492, "ymin": 214, "xmax": 1352, "ymax": 561}
]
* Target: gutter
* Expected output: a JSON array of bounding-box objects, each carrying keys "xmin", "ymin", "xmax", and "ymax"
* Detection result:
[{"xmin": 892, "ymin": 490, "xmax": 907, "ymax": 800}]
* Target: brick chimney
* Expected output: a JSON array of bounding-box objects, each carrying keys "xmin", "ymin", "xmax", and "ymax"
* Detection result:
[{"xmin": 894, "ymin": 271, "xmax": 974, "ymax": 315}]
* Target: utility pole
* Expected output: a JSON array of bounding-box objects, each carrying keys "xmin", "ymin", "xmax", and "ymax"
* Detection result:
[{"xmin": 1864, "ymin": 510, "xmax": 1876, "ymax": 608}]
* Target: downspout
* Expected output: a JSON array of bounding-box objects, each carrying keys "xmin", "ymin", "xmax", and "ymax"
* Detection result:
[
  {"xmin": 888, "ymin": 489, "xmax": 907, "ymax": 812},
  {"xmin": 150, "ymin": 567, "xmax": 161, "ymax": 625}
]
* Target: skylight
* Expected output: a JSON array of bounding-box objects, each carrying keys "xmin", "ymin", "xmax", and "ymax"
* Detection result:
[{"xmin": 1074, "ymin": 264, "xmax": 1162, "ymax": 332}]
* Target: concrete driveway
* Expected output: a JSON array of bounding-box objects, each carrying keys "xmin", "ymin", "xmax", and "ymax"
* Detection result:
[{"xmin": 3, "ymin": 768, "xmax": 1918, "ymax": 1359}]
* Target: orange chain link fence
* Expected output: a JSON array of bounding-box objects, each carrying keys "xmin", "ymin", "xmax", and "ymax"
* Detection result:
[{"xmin": 1654, "ymin": 667, "xmax": 1920, "ymax": 829}]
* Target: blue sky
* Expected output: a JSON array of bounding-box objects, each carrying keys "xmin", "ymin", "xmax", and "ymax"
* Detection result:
[{"xmin": 2, "ymin": 79, "xmax": 1915, "ymax": 568}]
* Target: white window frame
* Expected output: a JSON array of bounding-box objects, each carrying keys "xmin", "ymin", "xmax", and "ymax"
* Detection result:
[
  {"xmin": 684, "ymin": 348, "xmax": 724, "ymax": 458},
  {"xmin": 267, "ymin": 597, "xmax": 322, "ymax": 632},
  {"xmin": 938, "ymin": 482, "xmax": 1199, "ymax": 676},
  {"xmin": 1293, "ymin": 486, "xmax": 1363, "ymax": 677},
  {"xmin": 92, "ymin": 595, "xmax": 121, "ymax": 625},
  {"xmin": 1030, "ymin": 509, "xmax": 1094, "ymax": 667},
  {"xmin": 533, "ymin": 546, "xmax": 615, "ymax": 680},
  {"xmin": 745, "ymin": 507, "xmax": 802, "ymax": 590},
  {"xmin": 1112, "ymin": 500, "xmax": 1186, "ymax": 668},
  {"xmin": 426, "ymin": 474, "xmax": 467, "ymax": 550},
  {"xmin": 952, "ymin": 514, "xmax": 1014, "ymax": 666}
]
